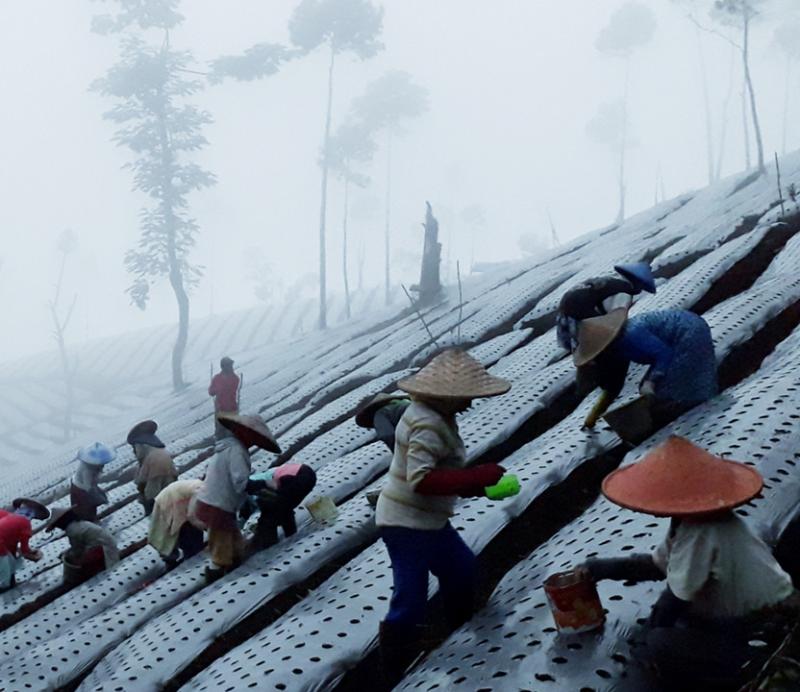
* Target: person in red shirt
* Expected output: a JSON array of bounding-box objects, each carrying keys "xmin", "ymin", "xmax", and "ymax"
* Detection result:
[
  {"xmin": 209, "ymin": 356, "xmax": 240, "ymax": 438},
  {"xmin": 0, "ymin": 498, "xmax": 49, "ymax": 591}
]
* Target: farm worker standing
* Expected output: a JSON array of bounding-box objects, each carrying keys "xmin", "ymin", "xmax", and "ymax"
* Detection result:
[
  {"xmin": 0, "ymin": 498, "xmax": 49, "ymax": 591},
  {"xmin": 192, "ymin": 413, "xmax": 281, "ymax": 582},
  {"xmin": 576, "ymin": 437, "xmax": 798, "ymax": 688},
  {"xmin": 375, "ymin": 349, "xmax": 516, "ymax": 677},
  {"xmin": 127, "ymin": 420, "xmax": 178, "ymax": 516},
  {"xmin": 70, "ymin": 442, "xmax": 115, "ymax": 521},
  {"xmin": 209, "ymin": 356, "xmax": 240, "ymax": 438}
]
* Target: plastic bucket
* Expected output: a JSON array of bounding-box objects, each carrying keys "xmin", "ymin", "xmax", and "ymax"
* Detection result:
[
  {"xmin": 543, "ymin": 569, "xmax": 605, "ymax": 633},
  {"xmin": 305, "ymin": 496, "xmax": 339, "ymax": 523}
]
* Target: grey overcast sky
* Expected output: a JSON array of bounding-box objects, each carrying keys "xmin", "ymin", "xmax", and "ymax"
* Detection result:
[{"xmin": 1, "ymin": 0, "xmax": 796, "ymax": 362}]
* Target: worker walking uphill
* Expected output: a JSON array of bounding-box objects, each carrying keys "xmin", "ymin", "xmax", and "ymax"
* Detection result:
[
  {"xmin": 209, "ymin": 356, "xmax": 240, "ymax": 438},
  {"xmin": 241, "ymin": 464, "xmax": 317, "ymax": 551},
  {"xmin": 0, "ymin": 499, "xmax": 49, "ymax": 591},
  {"xmin": 192, "ymin": 413, "xmax": 281, "ymax": 582},
  {"xmin": 376, "ymin": 349, "xmax": 518, "ymax": 677},
  {"xmin": 127, "ymin": 420, "xmax": 177, "ymax": 516},
  {"xmin": 70, "ymin": 442, "xmax": 115, "ymax": 522},
  {"xmin": 47, "ymin": 506, "xmax": 120, "ymax": 586},
  {"xmin": 575, "ymin": 437, "xmax": 798, "ymax": 689}
]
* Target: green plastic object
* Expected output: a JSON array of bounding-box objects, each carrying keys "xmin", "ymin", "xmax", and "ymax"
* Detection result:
[{"xmin": 485, "ymin": 474, "xmax": 521, "ymax": 501}]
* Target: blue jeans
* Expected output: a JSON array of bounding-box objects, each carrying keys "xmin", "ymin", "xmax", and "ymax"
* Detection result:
[{"xmin": 381, "ymin": 523, "xmax": 477, "ymax": 631}]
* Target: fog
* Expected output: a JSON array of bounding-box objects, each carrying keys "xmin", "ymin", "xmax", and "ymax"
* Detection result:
[{"xmin": 2, "ymin": 0, "xmax": 797, "ymax": 363}]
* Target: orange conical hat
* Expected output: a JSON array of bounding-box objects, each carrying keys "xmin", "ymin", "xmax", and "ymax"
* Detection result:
[
  {"xmin": 572, "ymin": 308, "xmax": 628, "ymax": 367},
  {"xmin": 398, "ymin": 349, "xmax": 511, "ymax": 400},
  {"xmin": 602, "ymin": 436, "xmax": 763, "ymax": 517}
]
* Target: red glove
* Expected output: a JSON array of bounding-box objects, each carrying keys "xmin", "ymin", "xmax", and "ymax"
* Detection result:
[{"xmin": 415, "ymin": 463, "xmax": 505, "ymax": 498}]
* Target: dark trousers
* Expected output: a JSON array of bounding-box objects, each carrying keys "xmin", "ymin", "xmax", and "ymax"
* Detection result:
[
  {"xmin": 381, "ymin": 523, "xmax": 477, "ymax": 633},
  {"xmin": 252, "ymin": 495, "xmax": 297, "ymax": 550}
]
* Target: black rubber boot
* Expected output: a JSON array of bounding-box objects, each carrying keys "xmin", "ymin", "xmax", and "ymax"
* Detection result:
[{"xmin": 378, "ymin": 621, "xmax": 422, "ymax": 684}]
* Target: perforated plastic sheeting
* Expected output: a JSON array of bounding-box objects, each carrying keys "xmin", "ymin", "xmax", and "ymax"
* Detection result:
[
  {"xmin": 631, "ymin": 224, "xmax": 771, "ymax": 315},
  {"xmin": 398, "ymin": 333, "xmax": 800, "ymax": 692},
  {"xmin": 2, "ymin": 437, "xmax": 391, "ymax": 691},
  {"xmin": 181, "ymin": 291, "xmax": 800, "ymax": 692},
  {"xmin": 180, "ymin": 393, "xmax": 632, "ymax": 692}
]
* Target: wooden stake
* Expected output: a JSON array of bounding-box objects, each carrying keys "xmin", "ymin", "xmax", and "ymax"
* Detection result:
[
  {"xmin": 402, "ymin": 284, "xmax": 440, "ymax": 350},
  {"xmin": 456, "ymin": 261, "xmax": 464, "ymax": 344},
  {"xmin": 775, "ymin": 152, "xmax": 786, "ymax": 218}
]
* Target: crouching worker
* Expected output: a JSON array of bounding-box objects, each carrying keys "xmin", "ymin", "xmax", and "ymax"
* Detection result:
[
  {"xmin": 148, "ymin": 479, "xmax": 206, "ymax": 567},
  {"xmin": 577, "ymin": 437, "xmax": 798, "ymax": 689},
  {"xmin": 241, "ymin": 464, "xmax": 317, "ymax": 551},
  {"xmin": 47, "ymin": 507, "xmax": 120, "ymax": 586},
  {"xmin": 193, "ymin": 413, "xmax": 281, "ymax": 583},
  {"xmin": 70, "ymin": 442, "xmax": 115, "ymax": 522},
  {"xmin": 127, "ymin": 420, "xmax": 178, "ymax": 516},
  {"xmin": 0, "ymin": 499, "xmax": 49, "ymax": 592},
  {"xmin": 574, "ymin": 309, "xmax": 717, "ymax": 437},
  {"xmin": 376, "ymin": 349, "xmax": 513, "ymax": 677},
  {"xmin": 355, "ymin": 393, "xmax": 411, "ymax": 451}
]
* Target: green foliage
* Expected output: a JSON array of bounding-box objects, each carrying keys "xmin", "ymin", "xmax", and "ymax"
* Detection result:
[
  {"xmin": 352, "ymin": 70, "xmax": 429, "ymax": 136},
  {"xmin": 91, "ymin": 0, "xmax": 183, "ymax": 34},
  {"xmin": 93, "ymin": 34, "xmax": 214, "ymax": 309},
  {"xmin": 289, "ymin": 0, "xmax": 384, "ymax": 58},
  {"xmin": 210, "ymin": 43, "xmax": 296, "ymax": 84}
]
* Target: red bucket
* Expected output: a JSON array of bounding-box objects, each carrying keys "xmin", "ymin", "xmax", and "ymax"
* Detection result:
[{"xmin": 543, "ymin": 569, "xmax": 605, "ymax": 633}]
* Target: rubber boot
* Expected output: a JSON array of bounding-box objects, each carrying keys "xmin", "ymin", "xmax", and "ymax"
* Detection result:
[
  {"xmin": 204, "ymin": 564, "xmax": 226, "ymax": 584},
  {"xmin": 378, "ymin": 621, "xmax": 421, "ymax": 684}
]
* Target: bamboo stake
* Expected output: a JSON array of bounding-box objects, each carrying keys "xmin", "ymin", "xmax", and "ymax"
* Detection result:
[
  {"xmin": 402, "ymin": 284, "xmax": 440, "ymax": 351},
  {"xmin": 775, "ymin": 152, "xmax": 786, "ymax": 218}
]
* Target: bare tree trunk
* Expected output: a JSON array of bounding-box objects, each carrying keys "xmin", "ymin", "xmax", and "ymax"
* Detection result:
[
  {"xmin": 50, "ymin": 250, "xmax": 77, "ymax": 440},
  {"xmin": 318, "ymin": 43, "xmax": 336, "ymax": 330},
  {"xmin": 696, "ymin": 27, "xmax": 715, "ymax": 185},
  {"xmin": 742, "ymin": 11, "xmax": 765, "ymax": 174},
  {"xmin": 357, "ymin": 240, "xmax": 365, "ymax": 292},
  {"xmin": 384, "ymin": 130, "xmax": 392, "ymax": 306},
  {"xmin": 342, "ymin": 176, "xmax": 351, "ymax": 320},
  {"xmin": 741, "ymin": 83, "xmax": 751, "ymax": 170},
  {"xmin": 783, "ymin": 55, "xmax": 792, "ymax": 156},
  {"xmin": 616, "ymin": 57, "xmax": 630, "ymax": 224},
  {"xmin": 156, "ymin": 80, "xmax": 188, "ymax": 390},
  {"xmin": 716, "ymin": 45, "xmax": 737, "ymax": 181}
]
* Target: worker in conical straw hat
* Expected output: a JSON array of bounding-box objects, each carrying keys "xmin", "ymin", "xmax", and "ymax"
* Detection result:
[
  {"xmin": 375, "ymin": 348, "xmax": 518, "ymax": 678},
  {"xmin": 193, "ymin": 413, "xmax": 281, "ymax": 582},
  {"xmin": 570, "ymin": 307, "xmax": 717, "ymax": 431},
  {"xmin": 47, "ymin": 506, "xmax": 120, "ymax": 586},
  {"xmin": 556, "ymin": 262, "xmax": 657, "ymax": 353},
  {"xmin": 70, "ymin": 442, "xmax": 116, "ymax": 522},
  {"xmin": 354, "ymin": 392, "xmax": 411, "ymax": 452},
  {"xmin": 127, "ymin": 420, "xmax": 178, "ymax": 517},
  {"xmin": 574, "ymin": 437, "xmax": 797, "ymax": 688}
]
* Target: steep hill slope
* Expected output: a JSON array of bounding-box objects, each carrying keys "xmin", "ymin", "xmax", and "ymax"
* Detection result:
[{"xmin": 2, "ymin": 154, "xmax": 800, "ymax": 691}]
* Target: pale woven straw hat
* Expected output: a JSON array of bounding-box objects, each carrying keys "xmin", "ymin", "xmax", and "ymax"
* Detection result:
[
  {"xmin": 573, "ymin": 308, "xmax": 628, "ymax": 368},
  {"xmin": 217, "ymin": 413, "xmax": 281, "ymax": 454},
  {"xmin": 398, "ymin": 349, "xmax": 511, "ymax": 400}
]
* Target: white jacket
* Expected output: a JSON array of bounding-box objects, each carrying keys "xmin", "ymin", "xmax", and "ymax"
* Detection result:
[{"xmin": 196, "ymin": 437, "xmax": 252, "ymax": 514}]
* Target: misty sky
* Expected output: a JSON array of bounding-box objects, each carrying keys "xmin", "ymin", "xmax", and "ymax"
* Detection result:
[{"xmin": 2, "ymin": 0, "xmax": 797, "ymax": 363}]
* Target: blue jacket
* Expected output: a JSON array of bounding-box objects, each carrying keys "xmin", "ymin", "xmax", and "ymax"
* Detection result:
[{"xmin": 602, "ymin": 310, "xmax": 718, "ymax": 404}]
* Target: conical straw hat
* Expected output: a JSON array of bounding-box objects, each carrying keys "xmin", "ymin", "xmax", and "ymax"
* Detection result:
[
  {"xmin": 573, "ymin": 308, "xmax": 628, "ymax": 367},
  {"xmin": 12, "ymin": 498, "xmax": 51, "ymax": 521},
  {"xmin": 602, "ymin": 436, "xmax": 763, "ymax": 517},
  {"xmin": 217, "ymin": 413, "xmax": 281, "ymax": 454},
  {"xmin": 398, "ymin": 349, "xmax": 511, "ymax": 400}
]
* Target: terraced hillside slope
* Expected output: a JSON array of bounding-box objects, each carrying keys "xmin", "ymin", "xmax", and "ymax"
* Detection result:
[{"xmin": 2, "ymin": 153, "xmax": 800, "ymax": 691}]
